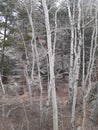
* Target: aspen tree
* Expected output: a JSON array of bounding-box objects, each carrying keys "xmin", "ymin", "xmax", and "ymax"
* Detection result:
[
  {"xmin": 22, "ymin": 0, "xmax": 43, "ymax": 111},
  {"xmin": 67, "ymin": 0, "xmax": 82, "ymax": 128},
  {"xmin": 42, "ymin": 0, "xmax": 59, "ymax": 130},
  {"xmin": 66, "ymin": 0, "xmax": 75, "ymax": 103}
]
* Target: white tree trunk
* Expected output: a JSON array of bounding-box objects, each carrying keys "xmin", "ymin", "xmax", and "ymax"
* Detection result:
[
  {"xmin": 20, "ymin": 0, "xmax": 43, "ymax": 111},
  {"xmin": 81, "ymin": 1, "xmax": 86, "ymax": 129},
  {"xmin": 0, "ymin": 73, "xmax": 5, "ymax": 95},
  {"xmin": 0, "ymin": 73, "xmax": 5, "ymax": 117},
  {"xmin": 67, "ymin": 0, "xmax": 75, "ymax": 102},
  {"xmin": 42, "ymin": 0, "xmax": 58, "ymax": 130},
  {"xmin": 71, "ymin": 0, "xmax": 82, "ymax": 128}
]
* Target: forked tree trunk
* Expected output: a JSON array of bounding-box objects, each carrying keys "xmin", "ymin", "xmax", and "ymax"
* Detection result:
[
  {"xmin": 23, "ymin": 0, "xmax": 43, "ymax": 113},
  {"xmin": 82, "ymin": 4, "xmax": 98, "ymax": 128},
  {"xmin": 67, "ymin": 0, "xmax": 82, "ymax": 128},
  {"xmin": 42, "ymin": 0, "xmax": 58, "ymax": 130},
  {"xmin": 71, "ymin": 0, "xmax": 82, "ymax": 128}
]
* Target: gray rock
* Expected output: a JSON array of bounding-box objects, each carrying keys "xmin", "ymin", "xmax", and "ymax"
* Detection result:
[
  {"xmin": 90, "ymin": 98, "xmax": 98, "ymax": 123},
  {"xmin": 86, "ymin": 82, "xmax": 98, "ymax": 123}
]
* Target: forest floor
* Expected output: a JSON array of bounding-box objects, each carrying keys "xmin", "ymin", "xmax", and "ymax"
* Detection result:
[{"xmin": 0, "ymin": 77, "xmax": 98, "ymax": 130}]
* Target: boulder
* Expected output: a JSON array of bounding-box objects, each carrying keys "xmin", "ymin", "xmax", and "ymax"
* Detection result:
[{"xmin": 86, "ymin": 82, "xmax": 98, "ymax": 123}]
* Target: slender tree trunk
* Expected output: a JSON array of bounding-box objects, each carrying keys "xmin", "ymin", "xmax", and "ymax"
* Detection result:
[
  {"xmin": 71, "ymin": 0, "xmax": 82, "ymax": 128},
  {"xmin": 23, "ymin": 1, "xmax": 43, "ymax": 128},
  {"xmin": 67, "ymin": 0, "xmax": 75, "ymax": 103},
  {"xmin": 0, "ymin": 16, "xmax": 7, "ymax": 118},
  {"xmin": 84, "ymin": 28, "xmax": 95, "ymax": 87},
  {"xmin": 1, "ymin": 16, "xmax": 7, "ymax": 78},
  {"xmin": 81, "ymin": 1, "xmax": 86, "ymax": 129},
  {"xmin": 42, "ymin": 0, "xmax": 58, "ymax": 130}
]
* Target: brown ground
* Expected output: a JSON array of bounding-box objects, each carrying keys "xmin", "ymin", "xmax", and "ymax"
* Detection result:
[{"xmin": 0, "ymin": 78, "xmax": 98, "ymax": 130}]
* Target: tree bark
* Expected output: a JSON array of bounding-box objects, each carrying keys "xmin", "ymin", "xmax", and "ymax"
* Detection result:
[
  {"xmin": 67, "ymin": 0, "xmax": 75, "ymax": 103},
  {"xmin": 42, "ymin": 0, "xmax": 58, "ymax": 130},
  {"xmin": 1, "ymin": 16, "xmax": 8, "ymax": 78}
]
